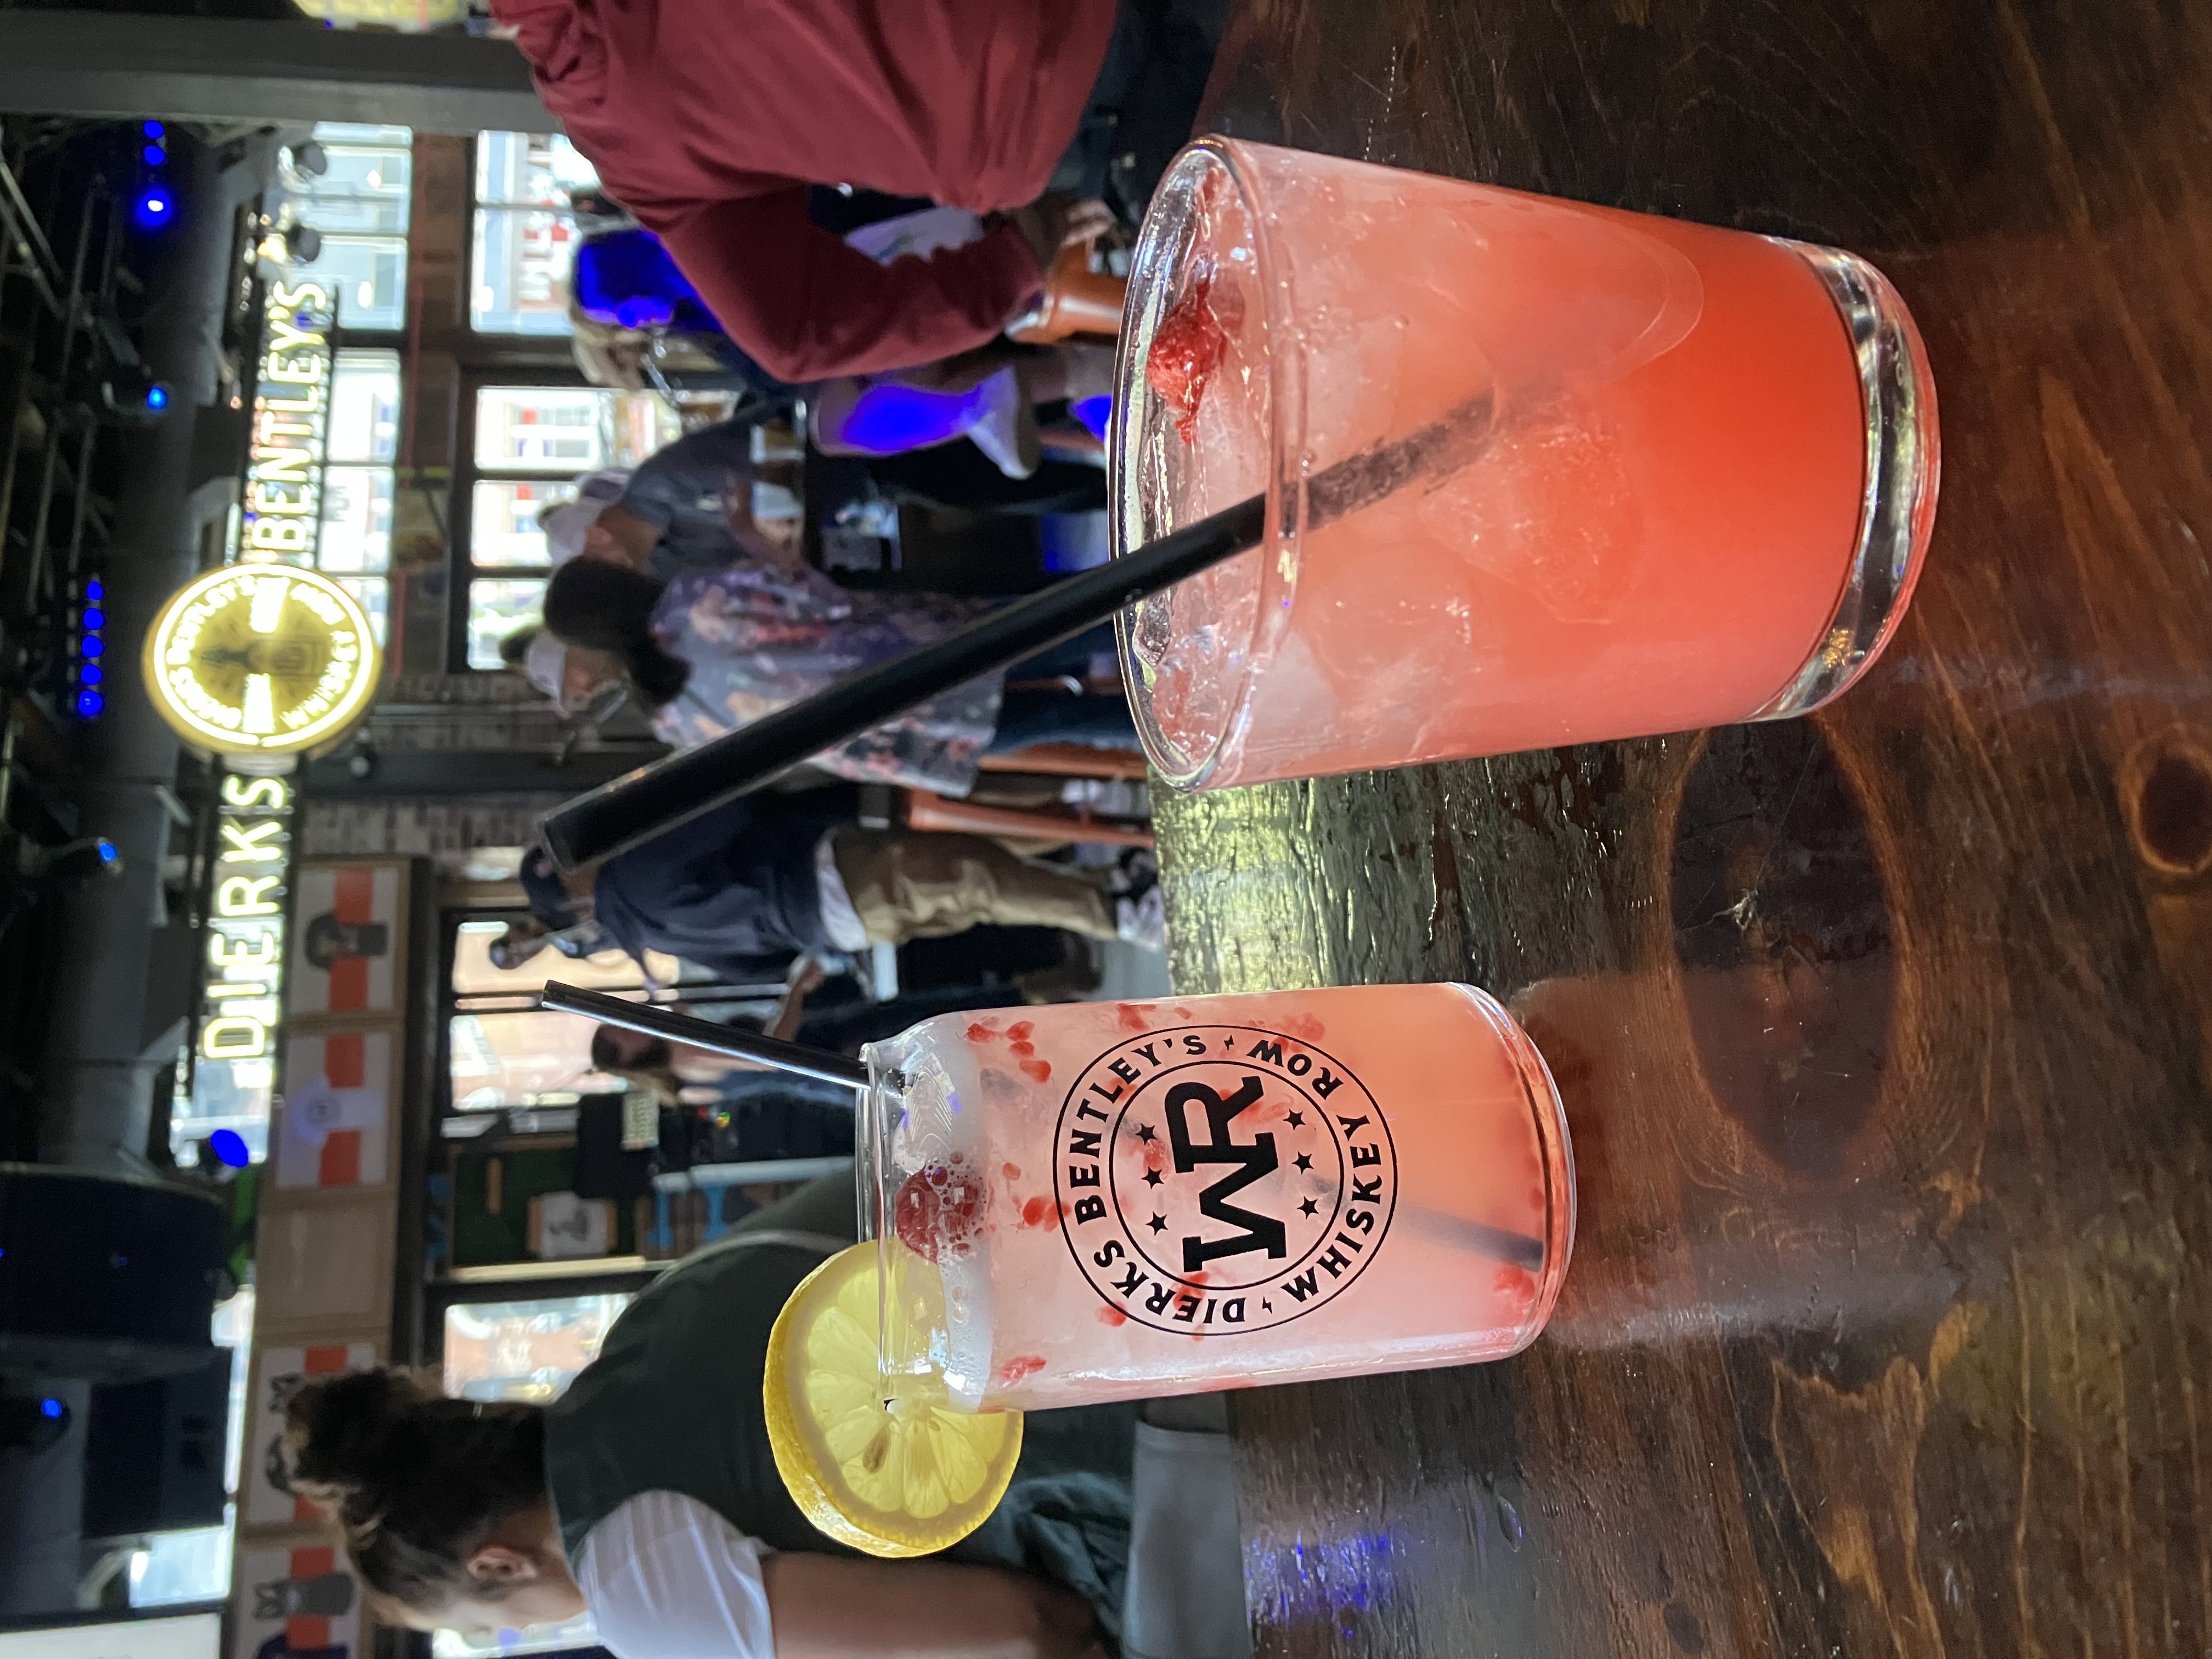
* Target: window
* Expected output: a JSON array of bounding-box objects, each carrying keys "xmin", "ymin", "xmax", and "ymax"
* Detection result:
[
  {"xmin": 432, "ymin": 1609, "xmax": 600, "ymax": 1659},
  {"xmin": 433, "ymin": 1293, "xmax": 629, "ymax": 1659},
  {"xmin": 471, "ymin": 480, "xmax": 575, "ymax": 567},
  {"xmin": 443, "ymin": 1293, "xmax": 632, "ymax": 1402},
  {"xmin": 452, "ymin": 918, "xmax": 678, "ymax": 995},
  {"xmin": 289, "ymin": 123, "xmax": 413, "ymax": 330},
  {"xmin": 447, "ymin": 919, "xmax": 680, "ymax": 1109},
  {"xmin": 474, "ymin": 385, "xmax": 678, "ymax": 472},
  {"xmin": 292, "ymin": 0, "xmax": 467, "ymax": 26},
  {"xmin": 222, "ymin": 345, "xmax": 399, "ymax": 650},
  {"xmin": 459, "ymin": 385, "xmax": 681, "ymax": 668},
  {"xmin": 472, "ymin": 132, "xmax": 602, "ymax": 335},
  {"xmin": 320, "ymin": 348, "xmax": 403, "ymax": 645},
  {"xmin": 449, "ymin": 1007, "xmax": 623, "ymax": 1108},
  {"xmin": 126, "ymin": 1289, "xmax": 254, "ymax": 1609},
  {"xmin": 466, "ymin": 575, "xmax": 555, "ymax": 673}
]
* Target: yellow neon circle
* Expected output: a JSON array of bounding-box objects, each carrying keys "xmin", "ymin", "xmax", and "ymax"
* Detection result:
[{"xmin": 141, "ymin": 563, "xmax": 382, "ymax": 756}]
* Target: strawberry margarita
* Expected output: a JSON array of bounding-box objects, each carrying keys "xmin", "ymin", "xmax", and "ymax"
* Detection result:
[
  {"xmin": 862, "ymin": 983, "xmax": 1573, "ymax": 1412},
  {"xmin": 1110, "ymin": 138, "xmax": 1940, "ymax": 787}
]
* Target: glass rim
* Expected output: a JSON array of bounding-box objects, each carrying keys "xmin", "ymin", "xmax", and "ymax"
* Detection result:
[
  {"xmin": 1746, "ymin": 243, "xmax": 1942, "ymax": 719},
  {"xmin": 1454, "ymin": 983, "xmax": 1577, "ymax": 1342},
  {"xmin": 1108, "ymin": 136, "xmax": 1305, "ymax": 791},
  {"xmin": 856, "ymin": 1046, "xmax": 929, "ymax": 1396}
]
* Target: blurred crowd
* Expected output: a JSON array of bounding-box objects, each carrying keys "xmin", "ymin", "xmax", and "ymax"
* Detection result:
[{"xmin": 478, "ymin": 0, "xmax": 1248, "ymax": 1193}]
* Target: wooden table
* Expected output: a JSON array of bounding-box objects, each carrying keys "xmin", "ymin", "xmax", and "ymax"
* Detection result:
[{"xmin": 1156, "ymin": 1, "xmax": 2212, "ymax": 1652}]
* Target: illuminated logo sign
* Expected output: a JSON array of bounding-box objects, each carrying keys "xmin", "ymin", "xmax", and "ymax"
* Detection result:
[
  {"xmin": 143, "ymin": 565, "xmax": 380, "ymax": 755},
  {"xmin": 1052, "ymin": 1024, "xmax": 1398, "ymax": 1335},
  {"xmin": 243, "ymin": 281, "xmax": 335, "ymax": 562}
]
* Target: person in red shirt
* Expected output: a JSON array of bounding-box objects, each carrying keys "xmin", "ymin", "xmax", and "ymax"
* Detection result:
[{"xmin": 493, "ymin": 0, "xmax": 1226, "ymax": 383}]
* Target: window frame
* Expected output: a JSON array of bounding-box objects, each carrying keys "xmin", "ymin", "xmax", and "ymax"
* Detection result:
[
  {"xmin": 315, "ymin": 346, "xmax": 407, "ymax": 651},
  {"xmin": 435, "ymin": 906, "xmax": 789, "ymax": 1120},
  {"xmin": 445, "ymin": 374, "xmax": 689, "ymax": 672},
  {"xmin": 255, "ymin": 125, "xmax": 415, "ymax": 651},
  {"xmin": 466, "ymin": 130, "xmax": 603, "ymax": 338},
  {"xmin": 444, "ymin": 368, "xmax": 591, "ymax": 672},
  {"xmin": 293, "ymin": 125, "xmax": 416, "ymax": 331},
  {"xmin": 423, "ymin": 904, "xmax": 786, "ymax": 1307}
]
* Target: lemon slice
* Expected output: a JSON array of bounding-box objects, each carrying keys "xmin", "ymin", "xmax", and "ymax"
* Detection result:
[{"xmin": 764, "ymin": 1243, "xmax": 1023, "ymax": 1558}]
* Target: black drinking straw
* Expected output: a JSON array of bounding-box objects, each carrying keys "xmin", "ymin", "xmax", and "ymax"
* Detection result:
[
  {"xmin": 543, "ymin": 980, "xmax": 868, "ymax": 1090},
  {"xmin": 539, "ymin": 387, "xmax": 1497, "ymax": 872}
]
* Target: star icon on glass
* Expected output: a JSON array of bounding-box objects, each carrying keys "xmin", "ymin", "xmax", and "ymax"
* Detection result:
[
  {"xmin": 1299, "ymin": 1197, "xmax": 1319, "ymax": 1217},
  {"xmin": 1134, "ymin": 1122, "xmax": 1156, "ymax": 1143},
  {"xmin": 1293, "ymin": 1152, "xmax": 1313, "ymax": 1173},
  {"xmin": 1143, "ymin": 1167, "xmax": 1163, "ymax": 1187},
  {"xmin": 1147, "ymin": 1213, "xmax": 1167, "ymax": 1234},
  {"xmin": 1286, "ymin": 1109, "xmax": 1305, "ymax": 1128}
]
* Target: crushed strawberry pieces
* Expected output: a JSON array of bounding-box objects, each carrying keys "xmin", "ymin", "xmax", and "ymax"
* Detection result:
[
  {"xmin": 1147, "ymin": 269, "xmax": 1229, "ymax": 443},
  {"xmin": 893, "ymin": 1160, "xmax": 985, "ymax": 1262}
]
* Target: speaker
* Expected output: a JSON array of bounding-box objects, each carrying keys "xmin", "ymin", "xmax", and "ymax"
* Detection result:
[
  {"xmin": 82, "ymin": 1347, "xmax": 233, "ymax": 1536},
  {"xmin": 0, "ymin": 1164, "xmax": 227, "ymax": 1384}
]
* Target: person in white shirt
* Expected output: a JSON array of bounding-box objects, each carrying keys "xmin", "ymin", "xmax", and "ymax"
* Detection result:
[{"xmin": 281, "ymin": 1179, "xmax": 1132, "ymax": 1659}]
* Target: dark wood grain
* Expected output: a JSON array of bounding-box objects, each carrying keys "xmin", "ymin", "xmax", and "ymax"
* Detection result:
[{"xmin": 1154, "ymin": 0, "xmax": 2212, "ymax": 1652}]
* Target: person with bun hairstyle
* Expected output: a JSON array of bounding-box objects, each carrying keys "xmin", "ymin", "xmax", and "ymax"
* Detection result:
[
  {"xmin": 283, "ymin": 1177, "xmax": 1138, "ymax": 1658},
  {"xmin": 538, "ymin": 554, "xmax": 1136, "ymax": 799}
]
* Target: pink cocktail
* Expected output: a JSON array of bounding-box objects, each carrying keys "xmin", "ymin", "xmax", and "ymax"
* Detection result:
[
  {"xmin": 862, "ymin": 984, "xmax": 1573, "ymax": 1411},
  {"xmin": 1110, "ymin": 138, "xmax": 1940, "ymax": 788}
]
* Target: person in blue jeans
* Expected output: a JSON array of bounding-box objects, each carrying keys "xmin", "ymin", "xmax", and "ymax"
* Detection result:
[{"xmin": 990, "ymin": 623, "xmax": 1135, "ymax": 754}]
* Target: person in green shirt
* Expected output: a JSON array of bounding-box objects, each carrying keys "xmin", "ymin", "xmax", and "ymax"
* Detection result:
[{"xmin": 282, "ymin": 1178, "xmax": 1138, "ymax": 1659}]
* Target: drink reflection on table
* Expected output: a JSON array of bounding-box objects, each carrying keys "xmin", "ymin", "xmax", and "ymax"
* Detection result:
[{"xmin": 1508, "ymin": 968, "xmax": 1963, "ymax": 1354}]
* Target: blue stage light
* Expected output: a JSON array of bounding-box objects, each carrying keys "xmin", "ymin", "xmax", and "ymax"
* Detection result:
[
  {"xmin": 840, "ymin": 385, "xmax": 980, "ymax": 455},
  {"xmin": 80, "ymin": 664, "xmax": 102, "ymax": 685},
  {"xmin": 76, "ymin": 690, "xmax": 104, "ymax": 716},
  {"xmin": 144, "ymin": 145, "xmax": 167, "ymax": 167},
  {"xmin": 81, "ymin": 636, "xmax": 103, "ymax": 659},
  {"xmin": 210, "ymin": 1129, "xmax": 251, "ymax": 1168},
  {"xmin": 135, "ymin": 190, "xmax": 172, "ymax": 227},
  {"xmin": 145, "ymin": 385, "xmax": 168, "ymax": 411},
  {"xmin": 1070, "ymin": 394, "xmax": 1113, "ymax": 442},
  {"xmin": 82, "ymin": 607, "xmax": 104, "ymax": 629},
  {"xmin": 143, "ymin": 121, "xmax": 165, "ymax": 139}
]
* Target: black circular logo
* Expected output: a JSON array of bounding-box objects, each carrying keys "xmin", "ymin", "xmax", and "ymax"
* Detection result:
[{"xmin": 1052, "ymin": 1024, "xmax": 1397, "ymax": 1334}]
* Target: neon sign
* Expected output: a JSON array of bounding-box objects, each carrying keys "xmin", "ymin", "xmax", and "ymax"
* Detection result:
[
  {"xmin": 199, "ymin": 772, "xmax": 294, "ymax": 1071},
  {"xmin": 242, "ymin": 281, "xmax": 335, "ymax": 563},
  {"xmin": 142, "ymin": 565, "xmax": 380, "ymax": 757}
]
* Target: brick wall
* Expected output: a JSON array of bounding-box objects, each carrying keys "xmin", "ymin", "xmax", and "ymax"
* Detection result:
[
  {"xmin": 366, "ymin": 704, "xmax": 567, "ymax": 754},
  {"xmin": 384, "ymin": 671, "xmax": 543, "ymax": 706},
  {"xmin": 298, "ymin": 796, "xmax": 571, "ymax": 858}
]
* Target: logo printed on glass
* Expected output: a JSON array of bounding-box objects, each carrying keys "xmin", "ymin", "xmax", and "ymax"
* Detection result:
[{"xmin": 1054, "ymin": 1025, "xmax": 1397, "ymax": 1333}]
